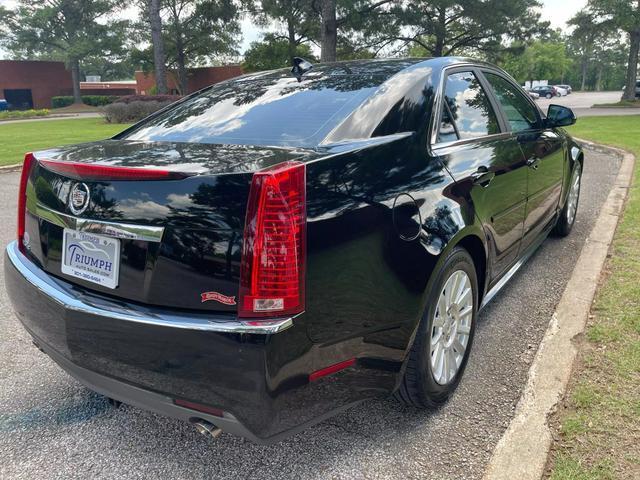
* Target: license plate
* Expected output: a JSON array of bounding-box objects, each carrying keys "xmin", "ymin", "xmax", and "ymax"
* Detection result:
[{"xmin": 61, "ymin": 229, "xmax": 120, "ymax": 289}]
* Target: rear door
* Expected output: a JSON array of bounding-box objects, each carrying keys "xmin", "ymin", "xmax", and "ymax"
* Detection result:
[
  {"xmin": 431, "ymin": 68, "xmax": 528, "ymax": 281},
  {"xmin": 481, "ymin": 71, "xmax": 565, "ymax": 249}
]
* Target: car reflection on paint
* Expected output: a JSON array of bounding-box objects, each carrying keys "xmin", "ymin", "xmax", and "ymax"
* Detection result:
[{"xmin": 4, "ymin": 57, "xmax": 583, "ymax": 444}]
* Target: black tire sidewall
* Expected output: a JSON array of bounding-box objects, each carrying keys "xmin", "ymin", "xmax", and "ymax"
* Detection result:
[
  {"xmin": 415, "ymin": 248, "xmax": 478, "ymax": 404},
  {"xmin": 554, "ymin": 162, "xmax": 582, "ymax": 236}
]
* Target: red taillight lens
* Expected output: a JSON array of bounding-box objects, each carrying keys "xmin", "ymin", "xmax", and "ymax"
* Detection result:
[
  {"xmin": 17, "ymin": 153, "xmax": 36, "ymax": 252},
  {"xmin": 38, "ymin": 160, "xmax": 192, "ymax": 181},
  {"xmin": 239, "ymin": 161, "xmax": 306, "ymax": 318}
]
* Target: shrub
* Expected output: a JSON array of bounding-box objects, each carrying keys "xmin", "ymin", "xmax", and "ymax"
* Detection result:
[
  {"xmin": 101, "ymin": 100, "xmax": 173, "ymax": 123},
  {"xmin": 51, "ymin": 95, "xmax": 116, "ymax": 108},
  {"xmin": 115, "ymin": 94, "xmax": 182, "ymax": 104},
  {"xmin": 0, "ymin": 109, "xmax": 50, "ymax": 120}
]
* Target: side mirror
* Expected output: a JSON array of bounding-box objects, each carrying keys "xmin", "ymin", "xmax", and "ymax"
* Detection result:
[{"xmin": 546, "ymin": 104, "xmax": 576, "ymax": 127}]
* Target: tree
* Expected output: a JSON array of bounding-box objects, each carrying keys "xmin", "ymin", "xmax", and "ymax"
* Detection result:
[
  {"xmin": 502, "ymin": 40, "xmax": 570, "ymax": 85},
  {"xmin": 148, "ymin": 0, "xmax": 168, "ymax": 94},
  {"xmin": 163, "ymin": 0, "xmax": 241, "ymax": 94},
  {"xmin": 253, "ymin": 0, "xmax": 318, "ymax": 65},
  {"xmin": 242, "ymin": 34, "xmax": 317, "ymax": 72},
  {"xmin": 389, "ymin": 0, "xmax": 547, "ymax": 58},
  {"xmin": 4, "ymin": 0, "xmax": 127, "ymax": 104},
  {"xmin": 589, "ymin": 0, "xmax": 640, "ymax": 101},
  {"xmin": 316, "ymin": 0, "xmax": 393, "ymax": 62},
  {"xmin": 568, "ymin": 11, "xmax": 607, "ymax": 91}
]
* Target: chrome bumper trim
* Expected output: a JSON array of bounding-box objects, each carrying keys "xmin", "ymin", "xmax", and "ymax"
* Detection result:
[
  {"xmin": 31, "ymin": 203, "xmax": 165, "ymax": 243},
  {"xmin": 5, "ymin": 241, "xmax": 293, "ymax": 335}
]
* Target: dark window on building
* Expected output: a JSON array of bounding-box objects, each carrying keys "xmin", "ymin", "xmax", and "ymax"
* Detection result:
[{"xmin": 4, "ymin": 89, "xmax": 34, "ymax": 110}]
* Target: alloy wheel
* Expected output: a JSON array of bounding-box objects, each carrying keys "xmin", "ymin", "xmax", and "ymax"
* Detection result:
[
  {"xmin": 566, "ymin": 163, "xmax": 582, "ymax": 225},
  {"xmin": 430, "ymin": 270, "xmax": 473, "ymax": 385}
]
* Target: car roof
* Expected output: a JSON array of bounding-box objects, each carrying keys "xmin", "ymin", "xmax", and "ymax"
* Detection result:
[{"xmin": 238, "ymin": 56, "xmax": 494, "ymax": 85}]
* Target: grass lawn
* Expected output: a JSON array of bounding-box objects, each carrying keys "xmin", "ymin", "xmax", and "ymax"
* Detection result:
[
  {"xmin": 0, "ymin": 118, "xmax": 131, "ymax": 167},
  {"xmin": 547, "ymin": 115, "xmax": 640, "ymax": 479}
]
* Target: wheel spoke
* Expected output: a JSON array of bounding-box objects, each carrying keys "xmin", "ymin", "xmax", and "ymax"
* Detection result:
[
  {"xmin": 453, "ymin": 337, "xmax": 466, "ymax": 355},
  {"xmin": 457, "ymin": 324, "xmax": 471, "ymax": 335},
  {"xmin": 429, "ymin": 268, "xmax": 475, "ymax": 386}
]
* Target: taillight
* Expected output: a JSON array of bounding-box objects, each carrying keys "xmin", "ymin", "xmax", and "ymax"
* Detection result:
[
  {"xmin": 38, "ymin": 159, "xmax": 192, "ymax": 181},
  {"xmin": 17, "ymin": 153, "xmax": 36, "ymax": 252},
  {"xmin": 239, "ymin": 161, "xmax": 306, "ymax": 318}
]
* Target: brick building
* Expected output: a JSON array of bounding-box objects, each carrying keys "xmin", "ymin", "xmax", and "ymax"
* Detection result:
[
  {"xmin": 1, "ymin": 60, "xmax": 243, "ymax": 109},
  {"xmin": 134, "ymin": 65, "xmax": 243, "ymax": 95},
  {"xmin": 0, "ymin": 60, "xmax": 73, "ymax": 109}
]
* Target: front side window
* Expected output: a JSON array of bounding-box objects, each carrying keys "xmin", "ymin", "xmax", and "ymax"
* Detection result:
[
  {"xmin": 484, "ymin": 72, "xmax": 539, "ymax": 132},
  {"xmin": 437, "ymin": 71, "xmax": 499, "ymax": 143}
]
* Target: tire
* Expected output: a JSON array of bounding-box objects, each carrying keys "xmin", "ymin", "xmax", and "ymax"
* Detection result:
[
  {"xmin": 553, "ymin": 161, "xmax": 582, "ymax": 237},
  {"xmin": 546, "ymin": 93, "xmax": 552, "ymax": 99},
  {"xmin": 395, "ymin": 247, "xmax": 478, "ymax": 408}
]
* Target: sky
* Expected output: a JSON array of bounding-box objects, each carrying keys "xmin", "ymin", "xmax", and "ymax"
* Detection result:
[{"xmin": 0, "ymin": 0, "xmax": 588, "ymax": 58}]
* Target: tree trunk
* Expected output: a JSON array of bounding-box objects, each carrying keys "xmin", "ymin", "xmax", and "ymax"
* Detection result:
[
  {"xmin": 149, "ymin": 0, "xmax": 167, "ymax": 95},
  {"xmin": 622, "ymin": 29, "xmax": 640, "ymax": 101},
  {"xmin": 580, "ymin": 55, "xmax": 588, "ymax": 91},
  {"xmin": 176, "ymin": 32, "xmax": 188, "ymax": 95},
  {"xmin": 287, "ymin": 17, "xmax": 297, "ymax": 65},
  {"xmin": 433, "ymin": 7, "xmax": 446, "ymax": 57},
  {"xmin": 595, "ymin": 65, "xmax": 603, "ymax": 91},
  {"xmin": 320, "ymin": 0, "xmax": 337, "ymax": 62},
  {"xmin": 70, "ymin": 58, "xmax": 82, "ymax": 104}
]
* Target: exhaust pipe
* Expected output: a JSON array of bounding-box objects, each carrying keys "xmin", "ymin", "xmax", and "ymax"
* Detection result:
[{"xmin": 193, "ymin": 420, "xmax": 222, "ymax": 439}]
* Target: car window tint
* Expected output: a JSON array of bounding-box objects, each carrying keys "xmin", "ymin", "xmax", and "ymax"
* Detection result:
[
  {"xmin": 120, "ymin": 73, "xmax": 380, "ymax": 148},
  {"xmin": 439, "ymin": 71, "xmax": 499, "ymax": 142},
  {"xmin": 484, "ymin": 73, "xmax": 539, "ymax": 132},
  {"xmin": 437, "ymin": 100, "xmax": 458, "ymax": 143}
]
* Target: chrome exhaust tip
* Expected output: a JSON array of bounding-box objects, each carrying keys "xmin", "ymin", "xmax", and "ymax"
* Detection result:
[{"xmin": 193, "ymin": 420, "xmax": 222, "ymax": 439}]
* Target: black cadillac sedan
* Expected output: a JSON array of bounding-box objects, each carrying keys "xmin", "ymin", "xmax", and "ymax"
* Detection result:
[{"xmin": 4, "ymin": 57, "xmax": 582, "ymax": 444}]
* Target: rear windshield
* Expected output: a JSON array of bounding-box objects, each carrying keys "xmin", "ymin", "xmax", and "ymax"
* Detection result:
[{"xmin": 119, "ymin": 73, "xmax": 381, "ymax": 148}]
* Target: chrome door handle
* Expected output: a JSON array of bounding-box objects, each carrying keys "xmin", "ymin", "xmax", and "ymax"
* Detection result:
[
  {"xmin": 526, "ymin": 157, "xmax": 540, "ymax": 170},
  {"xmin": 471, "ymin": 167, "xmax": 495, "ymax": 187}
]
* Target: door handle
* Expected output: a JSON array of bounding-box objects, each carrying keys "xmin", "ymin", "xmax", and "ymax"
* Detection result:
[
  {"xmin": 526, "ymin": 157, "xmax": 540, "ymax": 170},
  {"xmin": 471, "ymin": 167, "xmax": 495, "ymax": 187}
]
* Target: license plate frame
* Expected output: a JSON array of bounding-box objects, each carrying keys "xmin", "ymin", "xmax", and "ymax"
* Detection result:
[{"xmin": 61, "ymin": 229, "xmax": 121, "ymax": 289}]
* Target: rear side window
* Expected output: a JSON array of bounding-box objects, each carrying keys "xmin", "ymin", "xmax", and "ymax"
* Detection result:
[
  {"xmin": 484, "ymin": 73, "xmax": 539, "ymax": 132},
  {"xmin": 436, "ymin": 71, "xmax": 499, "ymax": 143}
]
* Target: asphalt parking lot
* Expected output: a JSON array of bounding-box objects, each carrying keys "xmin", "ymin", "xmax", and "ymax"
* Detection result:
[
  {"xmin": 0, "ymin": 147, "xmax": 622, "ymax": 479},
  {"xmin": 536, "ymin": 90, "xmax": 639, "ymax": 117}
]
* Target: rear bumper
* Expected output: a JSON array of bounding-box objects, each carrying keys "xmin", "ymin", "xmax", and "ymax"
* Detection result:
[{"xmin": 4, "ymin": 241, "xmax": 378, "ymax": 443}]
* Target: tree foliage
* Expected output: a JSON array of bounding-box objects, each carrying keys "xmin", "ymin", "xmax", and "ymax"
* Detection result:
[
  {"xmin": 242, "ymin": 34, "xmax": 316, "ymax": 71},
  {"xmin": 501, "ymin": 40, "xmax": 571, "ymax": 85},
  {"xmin": 3, "ymin": 0, "xmax": 128, "ymax": 103},
  {"xmin": 588, "ymin": 0, "xmax": 640, "ymax": 100},
  {"xmin": 388, "ymin": 0, "xmax": 548, "ymax": 58},
  {"xmin": 252, "ymin": 0, "xmax": 318, "ymax": 64}
]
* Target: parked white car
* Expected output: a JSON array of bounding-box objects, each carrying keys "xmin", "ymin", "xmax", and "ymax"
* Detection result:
[
  {"xmin": 556, "ymin": 84, "xmax": 572, "ymax": 94},
  {"xmin": 553, "ymin": 86, "xmax": 568, "ymax": 97}
]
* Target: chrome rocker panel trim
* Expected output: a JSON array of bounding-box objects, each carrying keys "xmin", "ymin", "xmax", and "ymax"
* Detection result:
[
  {"xmin": 5, "ymin": 241, "xmax": 293, "ymax": 335},
  {"xmin": 32, "ymin": 203, "xmax": 165, "ymax": 243}
]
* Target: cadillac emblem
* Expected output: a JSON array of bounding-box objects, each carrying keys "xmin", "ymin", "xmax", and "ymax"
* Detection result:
[{"xmin": 69, "ymin": 182, "xmax": 90, "ymax": 215}]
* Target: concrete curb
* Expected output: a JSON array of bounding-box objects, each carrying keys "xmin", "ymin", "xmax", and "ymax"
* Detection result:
[
  {"xmin": 0, "ymin": 163, "xmax": 21, "ymax": 173},
  {"xmin": 483, "ymin": 140, "xmax": 635, "ymax": 480}
]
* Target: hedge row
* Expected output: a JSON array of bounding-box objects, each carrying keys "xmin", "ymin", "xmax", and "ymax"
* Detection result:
[
  {"xmin": 52, "ymin": 95, "xmax": 116, "ymax": 108},
  {"xmin": 0, "ymin": 109, "xmax": 50, "ymax": 120},
  {"xmin": 101, "ymin": 100, "xmax": 175, "ymax": 123},
  {"xmin": 115, "ymin": 94, "xmax": 182, "ymax": 104}
]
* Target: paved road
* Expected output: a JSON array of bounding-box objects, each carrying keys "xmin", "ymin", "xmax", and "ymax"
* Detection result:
[
  {"xmin": 536, "ymin": 90, "xmax": 640, "ymax": 117},
  {"xmin": 0, "ymin": 148, "xmax": 622, "ymax": 480}
]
